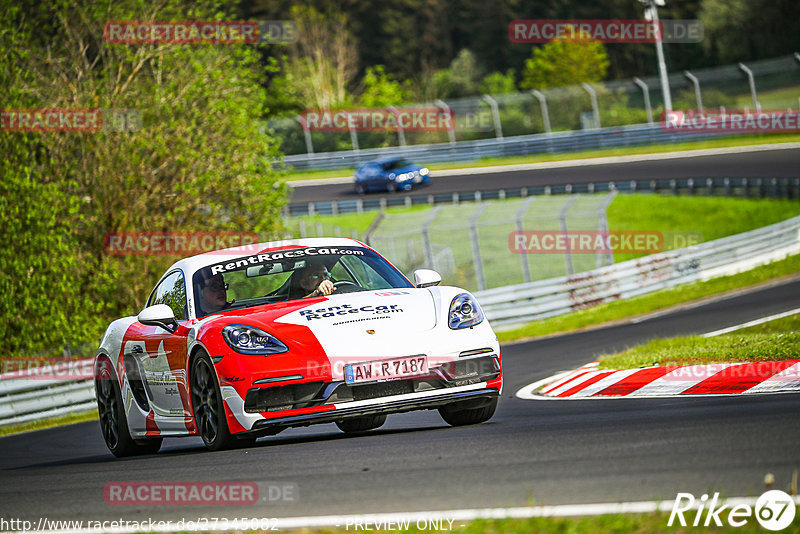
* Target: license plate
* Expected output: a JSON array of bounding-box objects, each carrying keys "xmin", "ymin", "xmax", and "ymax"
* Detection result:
[{"xmin": 344, "ymin": 356, "xmax": 428, "ymax": 385}]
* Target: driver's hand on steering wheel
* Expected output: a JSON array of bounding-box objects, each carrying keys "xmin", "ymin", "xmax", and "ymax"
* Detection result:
[{"xmin": 312, "ymin": 279, "xmax": 335, "ymax": 296}]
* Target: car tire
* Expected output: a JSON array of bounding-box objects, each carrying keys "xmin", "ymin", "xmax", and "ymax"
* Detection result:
[
  {"xmin": 191, "ymin": 351, "xmax": 238, "ymax": 451},
  {"xmin": 335, "ymin": 414, "xmax": 387, "ymax": 433},
  {"xmin": 95, "ymin": 359, "xmax": 163, "ymax": 457},
  {"xmin": 355, "ymin": 184, "xmax": 366, "ymax": 195},
  {"xmin": 438, "ymin": 396, "xmax": 498, "ymax": 427},
  {"xmin": 386, "ymin": 181, "xmax": 397, "ymax": 193}
]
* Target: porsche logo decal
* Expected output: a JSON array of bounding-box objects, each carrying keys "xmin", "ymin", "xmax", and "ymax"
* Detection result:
[{"xmin": 366, "ymin": 329, "xmax": 375, "ymax": 335}]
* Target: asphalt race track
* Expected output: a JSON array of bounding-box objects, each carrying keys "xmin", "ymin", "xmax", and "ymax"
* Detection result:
[
  {"xmin": 289, "ymin": 146, "xmax": 800, "ymax": 204},
  {"xmin": 2, "ymin": 278, "xmax": 799, "ymax": 524}
]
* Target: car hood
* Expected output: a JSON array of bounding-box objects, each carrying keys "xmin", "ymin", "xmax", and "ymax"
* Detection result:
[{"xmin": 274, "ymin": 288, "xmax": 438, "ymax": 360}]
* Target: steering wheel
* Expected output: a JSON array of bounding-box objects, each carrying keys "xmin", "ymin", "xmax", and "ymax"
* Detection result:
[{"xmin": 333, "ymin": 280, "xmax": 361, "ymax": 293}]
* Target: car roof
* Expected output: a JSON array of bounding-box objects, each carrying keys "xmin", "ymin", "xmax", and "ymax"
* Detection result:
[
  {"xmin": 368, "ymin": 156, "xmax": 412, "ymax": 165},
  {"xmin": 164, "ymin": 237, "xmax": 369, "ymax": 278}
]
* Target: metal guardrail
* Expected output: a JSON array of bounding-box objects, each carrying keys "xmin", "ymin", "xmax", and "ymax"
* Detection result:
[
  {"xmin": 2, "ymin": 214, "xmax": 799, "ymax": 427},
  {"xmin": 288, "ymin": 176, "xmax": 800, "ymax": 217},
  {"xmin": 476, "ymin": 215, "xmax": 800, "ymax": 328},
  {"xmin": 0, "ymin": 359, "xmax": 96, "ymax": 428},
  {"xmin": 281, "ymin": 123, "xmax": 739, "ymax": 171}
]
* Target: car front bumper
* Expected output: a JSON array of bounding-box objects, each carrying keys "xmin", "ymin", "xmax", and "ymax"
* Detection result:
[{"xmin": 245, "ymin": 383, "xmax": 500, "ymax": 436}]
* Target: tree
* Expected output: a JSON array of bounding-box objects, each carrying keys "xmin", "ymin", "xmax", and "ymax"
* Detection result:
[
  {"xmin": 430, "ymin": 49, "xmax": 484, "ymax": 99},
  {"xmin": 520, "ymin": 32, "xmax": 610, "ymax": 90},
  {"xmin": 358, "ymin": 66, "xmax": 411, "ymax": 107},
  {"xmin": 1, "ymin": 0, "xmax": 286, "ymax": 355},
  {"xmin": 282, "ymin": 6, "xmax": 359, "ymax": 109},
  {"xmin": 480, "ymin": 70, "xmax": 517, "ymax": 95},
  {"xmin": 700, "ymin": 0, "xmax": 800, "ymax": 64}
]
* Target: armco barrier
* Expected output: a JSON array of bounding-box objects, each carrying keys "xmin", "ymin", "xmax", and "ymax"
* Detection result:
[
  {"xmin": 282, "ymin": 122, "xmax": 737, "ymax": 172},
  {"xmin": 1, "ymin": 216, "xmax": 799, "ymax": 427},
  {"xmin": 476, "ymin": 215, "xmax": 800, "ymax": 328},
  {"xmin": 287, "ymin": 176, "xmax": 800, "ymax": 217},
  {"xmin": 0, "ymin": 359, "xmax": 96, "ymax": 428}
]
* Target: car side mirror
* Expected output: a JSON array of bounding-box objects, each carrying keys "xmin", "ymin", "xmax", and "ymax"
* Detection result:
[
  {"xmin": 414, "ymin": 269, "xmax": 441, "ymax": 288},
  {"xmin": 138, "ymin": 304, "xmax": 178, "ymax": 333}
]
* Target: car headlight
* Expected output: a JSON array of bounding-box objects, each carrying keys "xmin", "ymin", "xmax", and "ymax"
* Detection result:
[
  {"xmin": 222, "ymin": 324, "xmax": 288, "ymax": 355},
  {"xmin": 396, "ymin": 173, "xmax": 408, "ymax": 181},
  {"xmin": 419, "ymin": 168, "xmax": 429, "ymax": 176},
  {"xmin": 448, "ymin": 293, "xmax": 484, "ymax": 329}
]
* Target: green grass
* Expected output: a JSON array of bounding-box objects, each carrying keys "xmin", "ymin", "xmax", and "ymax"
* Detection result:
[
  {"xmin": 496, "ymin": 253, "xmax": 800, "ymax": 342},
  {"xmin": 282, "ymin": 133, "xmax": 800, "ymax": 181},
  {"xmin": 288, "ymin": 189, "xmax": 800, "ymax": 252},
  {"xmin": 734, "ymin": 85, "xmax": 800, "ymax": 109},
  {"xmin": 0, "ymin": 409, "xmax": 98, "ymax": 437},
  {"xmin": 599, "ymin": 313, "xmax": 800, "ymax": 369},
  {"xmin": 284, "ymin": 205, "xmax": 431, "ymax": 236},
  {"xmin": 607, "ymin": 196, "xmax": 800, "ymax": 262}
]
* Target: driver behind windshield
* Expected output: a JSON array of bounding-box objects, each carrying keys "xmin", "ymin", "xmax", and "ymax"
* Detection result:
[
  {"xmin": 289, "ymin": 259, "xmax": 336, "ymax": 300},
  {"xmin": 198, "ymin": 272, "xmax": 232, "ymax": 315}
]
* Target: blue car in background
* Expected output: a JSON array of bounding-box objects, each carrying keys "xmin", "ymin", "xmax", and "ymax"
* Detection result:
[{"xmin": 354, "ymin": 157, "xmax": 431, "ymax": 194}]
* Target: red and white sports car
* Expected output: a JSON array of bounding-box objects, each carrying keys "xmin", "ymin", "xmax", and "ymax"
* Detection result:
[{"xmin": 94, "ymin": 238, "xmax": 502, "ymax": 456}]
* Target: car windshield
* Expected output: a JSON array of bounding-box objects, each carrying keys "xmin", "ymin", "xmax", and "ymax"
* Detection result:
[
  {"xmin": 192, "ymin": 245, "xmax": 414, "ymax": 318},
  {"xmin": 382, "ymin": 159, "xmax": 413, "ymax": 171}
]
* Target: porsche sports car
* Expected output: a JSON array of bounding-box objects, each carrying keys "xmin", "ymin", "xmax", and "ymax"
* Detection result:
[
  {"xmin": 94, "ymin": 238, "xmax": 502, "ymax": 456},
  {"xmin": 353, "ymin": 157, "xmax": 431, "ymax": 194}
]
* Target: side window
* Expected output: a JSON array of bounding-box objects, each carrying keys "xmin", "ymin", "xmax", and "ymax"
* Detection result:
[{"xmin": 149, "ymin": 271, "xmax": 187, "ymax": 321}]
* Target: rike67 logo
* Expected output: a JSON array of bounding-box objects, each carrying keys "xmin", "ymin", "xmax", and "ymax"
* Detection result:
[{"xmin": 669, "ymin": 490, "xmax": 796, "ymax": 530}]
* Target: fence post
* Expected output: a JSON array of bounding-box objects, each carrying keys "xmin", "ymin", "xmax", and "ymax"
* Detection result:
[
  {"xmin": 434, "ymin": 99, "xmax": 456, "ymax": 145},
  {"xmin": 683, "ymin": 71, "xmax": 703, "ymax": 111},
  {"xmin": 345, "ymin": 111, "xmax": 359, "ymax": 151},
  {"xmin": 469, "ymin": 204, "xmax": 489, "ymax": 290},
  {"xmin": 581, "ymin": 83, "xmax": 601, "ymax": 129},
  {"xmin": 482, "ymin": 95, "xmax": 503, "ymax": 140},
  {"xmin": 363, "ymin": 211, "xmax": 385, "ymax": 246},
  {"xmin": 597, "ymin": 191, "xmax": 617, "ymax": 268},
  {"xmin": 530, "ymin": 89, "xmax": 552, "ymax": 135},
  {"xmin": 516, "ymin": 197, "xmax": 536, "ymax": 283},
  {"xmin": 632, "ymin": 77, "xmax": 654, "ymax": 124},
  {"xmin": 387, "ymin": 106, "xmax": 406, "ymax": 146},
  {"xmin": 738, "ymin": 63, "xmax": 761, "ymax": 112},
  {"xmin": 559, "ymin": 196, "xmax": 577, "ymax": 275},
  {"xmin": 421, "ymin": 206, "xmax": 442, "ymax": 269},
  {"xmin": 296, "ymin": 115, "xmax": 314, "ymax": 154}
]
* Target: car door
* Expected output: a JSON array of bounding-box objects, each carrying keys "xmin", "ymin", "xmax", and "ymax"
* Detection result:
[{"xmin": 124, "ymin": 270, "xmax": 192, "ymax": 423}]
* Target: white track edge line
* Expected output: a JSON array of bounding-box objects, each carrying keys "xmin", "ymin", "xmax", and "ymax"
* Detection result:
[
  {"xmin": 702, "ymin": 307, "xmax": 800, "ymax": 337},
  {"xmin": 17, "ymin": 496, "xmax": 800, "ymax": 534}
]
